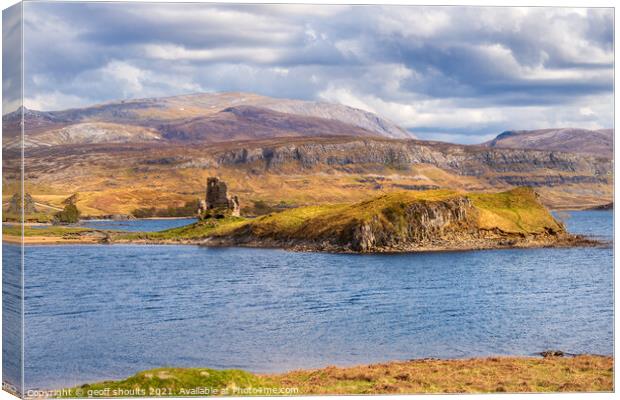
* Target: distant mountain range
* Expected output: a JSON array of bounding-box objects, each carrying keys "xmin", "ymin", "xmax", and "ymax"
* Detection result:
[
  {"xmin": 484, "ymin": 128, "xmax": 613, "ymax": 158},
  {"xmin": 2, "ymin": 92, "xmax": 413, "ymax": 148},
  {"xmin": 2, "ymin": 93, "xmax": 612, "ymax": 160}
]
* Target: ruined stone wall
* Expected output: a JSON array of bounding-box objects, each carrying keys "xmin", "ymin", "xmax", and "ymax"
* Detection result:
[{"xmin": 204, "ymin": 177, "xmax": 240, "ymax": 216}]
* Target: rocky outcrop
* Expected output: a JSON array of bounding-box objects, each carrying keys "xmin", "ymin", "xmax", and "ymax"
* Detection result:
[
  {"xmin": 347, "ymin": 197, "xmax": 476, "ymax": 252},
  {"xmin": 209, "ymin": 139, "xmax": 612, "ymax": 186}
]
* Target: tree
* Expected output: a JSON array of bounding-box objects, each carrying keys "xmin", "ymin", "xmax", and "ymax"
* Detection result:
[{"xmin": 53, "ymin": 204, "xmax": 80, "ymax": 224}]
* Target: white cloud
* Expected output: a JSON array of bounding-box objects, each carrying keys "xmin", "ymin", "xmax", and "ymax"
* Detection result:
[
  {"xmin": 24, "ymin": 91, "xmax": 89, "ymax": 111},
  {"xmin": 142, "ymin": 44, "xmax": 284, "ymax": 64},
  {"xmin": 101, "ymin": 61, "xmax": 144, "ymax": 97}
]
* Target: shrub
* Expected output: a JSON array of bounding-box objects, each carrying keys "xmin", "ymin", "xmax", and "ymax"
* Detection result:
[{"xmin": 53, "ymin": 204, "xmax": 80, "ymax": 224}]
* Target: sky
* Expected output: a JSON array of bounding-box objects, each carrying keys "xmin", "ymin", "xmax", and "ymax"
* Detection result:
[{"xmin": 4, "ymin": 2, "xmax": 615, "ymax": 143}]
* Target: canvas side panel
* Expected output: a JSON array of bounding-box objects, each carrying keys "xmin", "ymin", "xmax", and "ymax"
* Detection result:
[{"xmin": 2, "ymin": 2, "xmax": 24, "ymax": 397}]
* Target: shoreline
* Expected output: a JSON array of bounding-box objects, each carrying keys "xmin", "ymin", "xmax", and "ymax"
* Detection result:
[
  {"xmin": 3, "ymin": 233, "xmax": 606, "ymax": 252},
  {"xmin": 45, "ymin": 354, "xmax": 613, "ymax": 397}
]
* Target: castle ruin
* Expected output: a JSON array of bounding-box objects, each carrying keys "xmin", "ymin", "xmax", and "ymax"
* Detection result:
[{"xmin": 200, "ymin": 177, "xmax": 240, "ymax": 217}]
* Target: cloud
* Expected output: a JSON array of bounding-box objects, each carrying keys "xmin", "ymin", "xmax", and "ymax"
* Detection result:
[
  {"xmin": 20, "ymin": 3, "xmax": 613, "ymax": 143},
  {"xmin": 2, "ymin": 3, "xmax": 22, "ymax": 113}
]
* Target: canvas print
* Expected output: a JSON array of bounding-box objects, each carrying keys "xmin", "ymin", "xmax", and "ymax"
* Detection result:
[{"xmin": 1, "ymin": 1, "xmax": 614, "ymax": 398}]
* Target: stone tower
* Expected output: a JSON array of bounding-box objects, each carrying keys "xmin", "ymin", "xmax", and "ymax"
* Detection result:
[{"xmin": 205, "ymin": 177, "xmax": 240, "ymax": 216}]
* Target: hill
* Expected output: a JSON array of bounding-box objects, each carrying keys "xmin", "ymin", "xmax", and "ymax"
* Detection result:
[
  {"xmin": 484, "ymin": 128, "xmax": 613, "ymax": 158},
  {"xmin": 3, "ymin": 135, "xmax": 612, "ymax": 218},
  {"xmin": 5, "ymin": 92, "xmax": 413, "ymax": 147},
  {"xmin": 158, "ymin": 105, "xmax": 385, "ymax": 142}
]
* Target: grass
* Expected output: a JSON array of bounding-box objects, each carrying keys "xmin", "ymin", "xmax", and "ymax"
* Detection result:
[
  {"xmin": 2, "ymin": 211, "xmax": 53, "ymax": 223},
  {"xmin": 60, "ymin": 368, "xmax": 262, "ymax": 397},
  {"xmin": 2, "ymin": 224, "xmax": 92, "ymax": 238},
  {"xmin": 59, "ymin": 356, "xmax": 612, "ymax": 396},
  {"xmin": 468, "ymin": 187, "xmax": 564, "ymax": 233},
  {"xmin": 216, "ymin": 187, "xmax": 561, "ymax": 242},
  {"xmin": 114, "ymin": 216, "xmax": 248, "ymax": 242}
]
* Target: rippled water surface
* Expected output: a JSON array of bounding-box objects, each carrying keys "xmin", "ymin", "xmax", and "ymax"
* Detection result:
[
  {"xmin": 4, "ymin": 211, "xmax": 613, "ymax": 390},
  {"xmin": 76, "ymin": 218, "xmax": 197, "ymax": 232}
]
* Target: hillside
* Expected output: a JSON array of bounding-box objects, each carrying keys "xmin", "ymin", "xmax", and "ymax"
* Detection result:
[
  {"xmin": 158, "ymin": 105, "xmax": 384, "ymax": 142},
  {"xmin": 484, "ymin": 128, "xmax": 613, "ymax": 158},
  {"xmin": 4, "ymin": 92, "xmax": 413, "ymax": 147},
  {"xmin": 3, "ymin": 135, "xmax": 612, "ymax": 218},
  {"xmin": 2, "ymin": 94, "xmax": 613, "ymax": 216},
  {"xmin": 116, "ymin": 188, "xmax": 584, "ymax": 253}
]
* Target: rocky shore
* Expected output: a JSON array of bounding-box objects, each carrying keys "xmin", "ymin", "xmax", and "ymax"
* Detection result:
[{"xmin": 200, "ymin": 231, "xmax": 599, "ymax": 254}]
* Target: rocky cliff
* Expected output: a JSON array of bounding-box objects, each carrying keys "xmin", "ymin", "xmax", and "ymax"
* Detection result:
[{"xmin": 205, "ymin": 138, "xmax": 612, "ymax": 187}]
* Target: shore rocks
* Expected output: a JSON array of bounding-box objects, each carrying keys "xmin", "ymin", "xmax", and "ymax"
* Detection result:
[{"xmin": 540, "ymin": 350, "xmax": 566, "ymax": 358}]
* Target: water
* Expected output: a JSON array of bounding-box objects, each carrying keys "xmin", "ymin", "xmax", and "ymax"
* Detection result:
[
  {"xmin": 5, "ymin": 211, "xmax": 613, "ymax": 390},
  {"xmin": 26, "ymin": 218, "xmax": 196, "ymax": 233},
  {"xmin": 39, "ymin": 218, "xmax": 197, "ymax": 232}
]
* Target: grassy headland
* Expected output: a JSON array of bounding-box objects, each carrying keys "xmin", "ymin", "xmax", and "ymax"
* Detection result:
[
  {"xmin": 113, "ymin": 187, "xmax": 578, "ymax": 252},
  {"xmin": 60, "ymin": 355, "xmax": 612, "ymax": 396}
]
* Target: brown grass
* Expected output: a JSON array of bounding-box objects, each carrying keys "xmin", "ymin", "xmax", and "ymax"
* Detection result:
[
  {"xmin": 266, "ymin": 355, "xmax": 613, "ymax": 394},
  {"xmin": 61, "ymin": 356, "xmax": 613, "ymax": 396}
]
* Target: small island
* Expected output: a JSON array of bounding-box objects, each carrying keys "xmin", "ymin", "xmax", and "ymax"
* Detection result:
[{"xmin": 4, "ymin": 178, "xmax": 598, "ymax": 253}]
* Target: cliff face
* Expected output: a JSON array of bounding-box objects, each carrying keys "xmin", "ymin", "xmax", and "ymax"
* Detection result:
[
  {"xmin": 210, "ymin": 139, "xmax": 612, "ymax": 186},
  {"xmin": 346, "ymin": 197, "xmax": 477, "ymax": 251}
]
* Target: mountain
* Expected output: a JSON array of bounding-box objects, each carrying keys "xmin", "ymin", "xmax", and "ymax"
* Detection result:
[
  {"xmin": 2, "ymin": 106, "xmax": 71, "ymax": 138},
  {"xmin": 158, "ymin": 105, "xmax": 383, "ymax": 142},
  {"xmin": 484, "ymin": 128, "xmax": 613, "ymax": 158},
  {"xmin": 7, "ymin": 92, "xmax": 413, "ymax": 147}
]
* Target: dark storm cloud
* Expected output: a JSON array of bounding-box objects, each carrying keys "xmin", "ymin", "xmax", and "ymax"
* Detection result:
[{"xmin": 21, "ymin": 3, "xmax": 613, "ymax": 143}]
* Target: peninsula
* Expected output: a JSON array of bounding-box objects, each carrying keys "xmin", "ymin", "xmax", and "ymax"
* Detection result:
[
  {"xmin": 4, "ymin": 183, "xmax": 597, "ymax": 253},
  {"xmin": 116, "ymin": 186, "xmax": 591, "ymax": 252}
]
